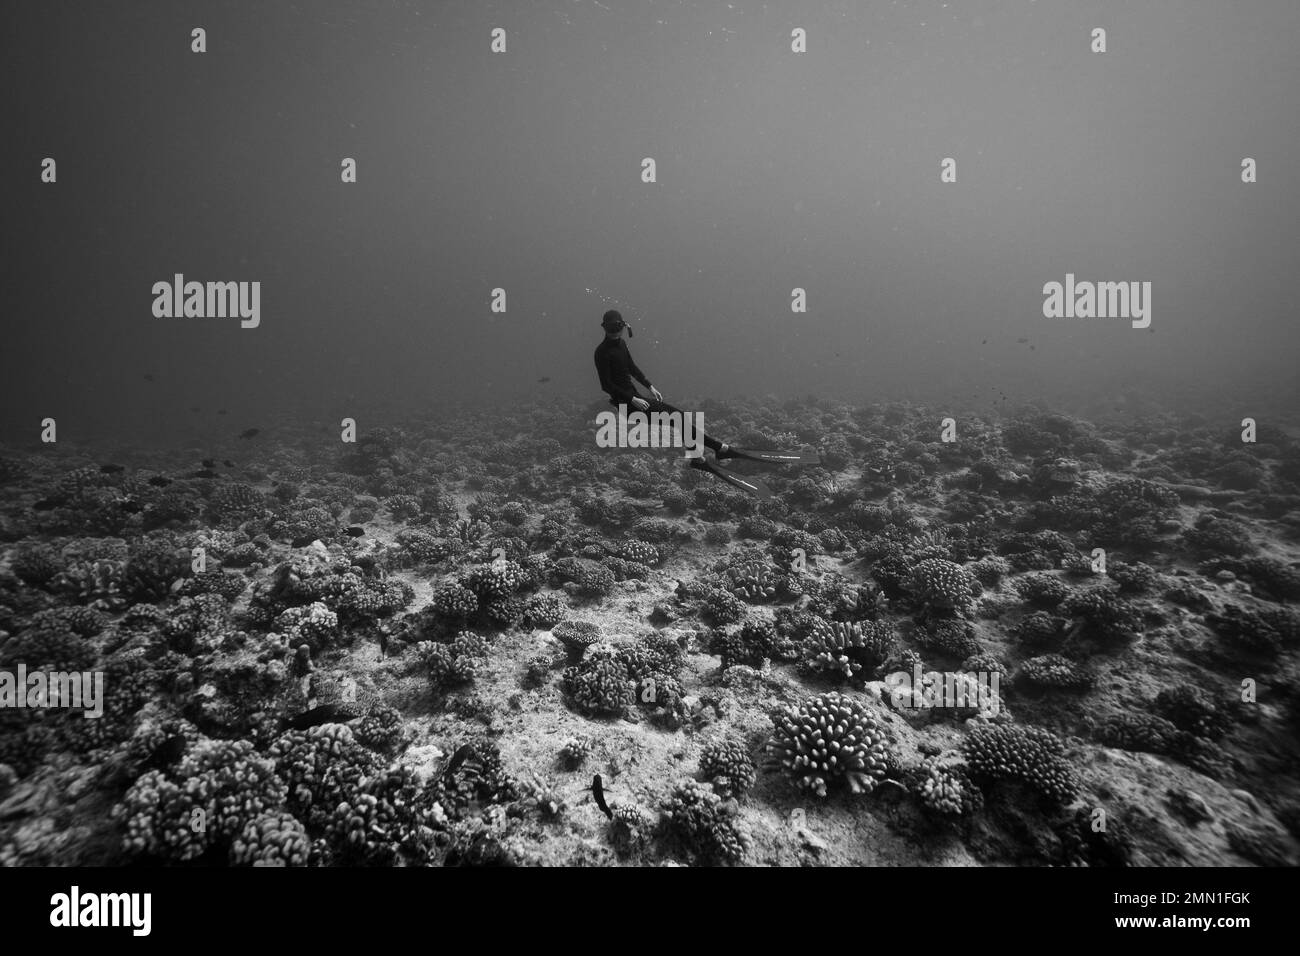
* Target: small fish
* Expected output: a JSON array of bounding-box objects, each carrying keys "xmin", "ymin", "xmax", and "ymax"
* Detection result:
[
  {"xmin": 223, "ymin": 459, "xmax": 235, "ymax": 468},
  {"xmin": 538, "ymin": 376, "xmax": 551, "ymax": 383},
  {"xmin": 188, "ymin": 469, "xmax": 219, "ymax": 479},
  {"xmin": 120, "ymin": 499, "xmax": 144, "ymax": 514},
  {"xmin": 189, "ymin": 406, "xmax": 201, "ymax": 413},
  {"xmin": 145, "ymin": 735, "xmax": 187, "ymax": 770},
  {"xmin": 201, "ymin": 458, "xmax": 216, "ymax": 468},
  {"xmin": 345, "ymin": 525, "xmax": 366, "ymax": 537},
  {"xmin": 981, "ymin": 339, "xmax": 988, "ymax": 345},
  {"xmin": 445, "ymin": 743, "xmax": 475, "ymax": 775},
  {"xmin": 1030, "ymin": 345, "xmax": 1036, "ymax": 351},
  {"xmin": 33, "ymin": 497, "xmax": 65, "ymax": 511},
  {"xmin": 142, "ymin": 373, "xmax": 155, "ymax": 382},
  {"xmin": 239, "ymin": 428, "xmax": 260, "ymax": 439},
  {"xmin": 217, "ymin": 409, "xmax": 228, "ymax": 415},
  {"xmin": 99, "ymin": 463, "xmax": 125, "ymax": 473},
  {"xmin": 282, "ymin": 702, "xmax": 365, "ymax": 731},
  {"xmin": 1017, "ymin": 337, "xmax": 1028, "ymax": 344},
  {"xmin": 147, "ymin": 475, "xmax": 173, "ymax": 487},
  {"xmin": 590, "ymin": 774, "xmax": 613, "ymax": 819}
]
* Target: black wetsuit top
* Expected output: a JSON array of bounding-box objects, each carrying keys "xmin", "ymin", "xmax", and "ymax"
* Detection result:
[{"xmin": 594, "ymin": 337, "xmax": 652, "ymax": 405}]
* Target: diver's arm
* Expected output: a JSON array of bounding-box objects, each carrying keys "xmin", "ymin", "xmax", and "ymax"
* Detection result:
[
  {"xmin": 625, "ymin": 351, "xmax": 657, "ymax": 406},
  {"xmin": 627, "ymin": 352, "xmax": 653, "ymax": 392}
]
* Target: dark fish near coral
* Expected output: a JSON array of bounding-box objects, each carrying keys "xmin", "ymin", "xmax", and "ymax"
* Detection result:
[
  {"xmin": 445, "ymin": 743, "xmax": 475, "ymax": 775},
  {"xmin": 590, "ymin": 775, "xmax": 613, "ymax": 819},
  {"xmin": 239, "ymin": 428, "xmax": 260, "ymax": 439},
  {"xmin": 147, "ymin": 475, "xmax": 173, "ymax": 487},
  {"xmin": 145, "ymin": 735, "xmax": 188, "ymax": 770},
  {"xmin": 201, "ymin": 458, "xmax": 216, "ymax": 468},
  {"xmin": 33, "ymin": 497, "xmax": 66, "ymax": 511},
  {"xmin": 345, "ymin": 525, "xmax": 366, "ymax": 537},
  {"xmin": 99, "ymin": 464, "xmax": 125, "ymax": 473},
  {"xmin": 120, "ymin": 499, "xmax": 144, "ymax": 514},
  {"xmin": 281, "ymin": 702, "xmax": 366, "ymax": 731},
  {"xmin": 223, "ymin": 459, "xmax": 235, "ymax": 468},
  {"xmin": 188, "ymin": 469, "xmax": 219, "ymax": 479}
]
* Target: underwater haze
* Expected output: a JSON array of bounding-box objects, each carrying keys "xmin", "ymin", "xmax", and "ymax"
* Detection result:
[{"xmin": 3, "ymin": 0, "xmax": 1298, "ymax": 443}]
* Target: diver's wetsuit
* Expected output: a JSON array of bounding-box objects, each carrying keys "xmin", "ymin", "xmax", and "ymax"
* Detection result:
[{"xmin": 594, "ymin": 336, "xmax": 723, "ymax": 453}]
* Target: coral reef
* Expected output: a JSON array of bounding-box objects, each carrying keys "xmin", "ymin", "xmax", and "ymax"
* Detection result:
[
  {"xmin": 1, "ymin": 396, "xmax": 1297, "ymax": 869},
  {"xmin": 766, "ymin": 691, "xmax": 893, "ymax": 798}
]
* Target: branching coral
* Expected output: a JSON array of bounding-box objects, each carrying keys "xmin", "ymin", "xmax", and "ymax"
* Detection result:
[
  {"xmin": 1017, "ymin": 653, "xmax": 1095, "ymax": 691},
  {"xmin": 1183, "ymin": 514, "xmax": 1256, "ymax": 557},
  {"xmin": 1012, "ymin": 610, "xmax": 1067, "ymax": 646},
  {"xmin": 229, "ymin": 811, "xmax": 311, "ymax": 867},
  {"xmin": 563, "ymin": 643, "xmax": 634, "ymax": 717},
  {"xmin": 908, "ymin": 558, "xmax": 976, "ymax": 612},
  {"xmin": 463, "ymin": 560, "xmax": 527, "ymax": 600},
  {"xmin": 970, "ymin": 555, "xmax": 1012, "ymax": 586},
  {"xmin": 699, "ymin": 739, "xmax": 757, "ymax": 799},
  {"xmin": 962, "ymin": 724, "xmax": 1078, "ymax": 805},
  {"xmin": 1014, "ymin": 572, "xmax": 1071, "ymax": 608},
  {"xmin": 273, "ymin": 601, "xmax": 339, "ymax": 653},
  {"xmin": 559, "ymin": 735, "xmax": 594, "ymax": 770},
  {"xmin": 618, "ymin": 539, "xmax": 660, "ymax": 566},
  {"xmin": 1153, "ymin": 685, "xmax": 1234, "ymax": 740},
  {"xmin": 430, "ymin": 583, "xmax": 479, "ymax": 620},
  {"xmin": 1107, "ymin": 560, "xmax": 1160, "ymax": 594},
  {"xmin": 522, "ymin": 592, "xmax": 566, "ymax": 630},
  {"xmin": 1061, "ymin": 587, "xmax": 1143, "ymax": 642},
  {"xmin": 552, "ymin": 619, "xmax": 602, "ymax": 657},
  {"xmin": 766, "ymin": 691, "xmax": 893, "ymax": 798},
  {"xmin": 421, "ymin": 632, "xmax": 490, "ymax": 690},
  {"xmin": 325, "ymin": 765, "xmax": 439, "ymax": 865},
  {"xmin": 726, "ymin": 560, "xmax": 780, "ymax": 603},
  {"xmin": 659, "ymin": 780, "xmax": 749, "ymax": 865},
  {"xmin": 701, "ymin": 587, "xmax": 747, "ymax": 625},
  {"xmin": 803, "ymin": 618, "xmax": 896, "ymax": 680},
  {"xmin": 919, "ymin": 759, "xmax": 984, "ymax": 816},
  {"xmin": 914, "ymin": 618, "xmax": 982, "ymax": 659},
  {"xmin": 119, "ymin": 739, "xmax": 287, "ymax": 862},
  {"xmin": 269, "ymin": 723, "xmax": 380, "ymax": 827}
]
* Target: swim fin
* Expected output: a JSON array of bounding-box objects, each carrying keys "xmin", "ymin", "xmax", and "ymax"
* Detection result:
[
  {"xmin": 689, "ymin": 457, "xmax": 773, "ymax": 499},
  {"xmin": 717, "ymin": 446, "xmax": 821, "ymax": 466}
]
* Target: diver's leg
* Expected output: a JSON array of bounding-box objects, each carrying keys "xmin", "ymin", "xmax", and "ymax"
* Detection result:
[{"xmin": 646, "ymin": 398, "xmax": 725, "ymax": 454}]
